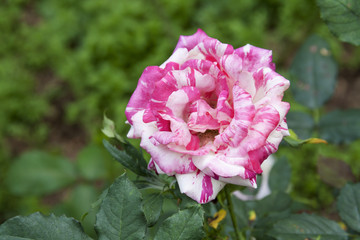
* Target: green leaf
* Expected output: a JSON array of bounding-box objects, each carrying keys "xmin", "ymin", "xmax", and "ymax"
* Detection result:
[
  {"xmin": 317, "ymin": 157, "xmax": 356, "ymax": 188},
  {"xmin": 317, "ymin": 0, "xmax": 360, "ymax": 46},
  {"xmin": 269, "ymin": 213, "xmax": 348, "ymax": 240},
  {"xmin": 269, "ymin": 157, "xmax": 291, "ymax": 192},
  {"xmin": 95, "ymin": 174, "xmax": 147, "ymax": 240},
  {"xmin": 319, "ymin": 109, "xmax": 360, "ymax": 144},
  {"xmin": 103, "ymin": 139, "xmax": 151, "ymax": 177},
  {"xmin": 76, "ymin": 144, "xmax": 108, "ymax": 180},
  {"xmin": 286, "ymin": 111, "xmax": 315, "ymax": 139},
  {"xmin": 0, "ymin": 212, "xmax": 91, "ymax": 239},
  {"xmin": 0, "ymin": 237, "xmax": 28, "ymax": 240},
  {"xmin": 284, "ymin": 129, "xmax": 327, "ymax": 147},
  {"xmin": 253, "ymin": 211, "xmax": 291, "ymax": 240},
  {"xmin": 290, "ymin": 35, "xmax": 338, "ymax": 109},
  {"xmin": 256, "ymin": 192, "xmax": 292, "ymax": 218},
  {"xmin": 154, "ymin": 206, "xmax": 205, "ymax": 240},
  {"xmin": 337, "ymin": 183, "xmax": 360, "ymax": 232},
  {"xmin": 232, "ymin": 196, "xmax": 250, "ymax": 229},
  {"xmin": 5, "ymin": 150, "xmax": 77, "ymax": 196},
  {"xmin": 102, "ymin": 114, "xmax": 124, "ymax": 142},
  {"xmin": 143, "ymin": 193, "xmax": 164, "ymax": 227}
]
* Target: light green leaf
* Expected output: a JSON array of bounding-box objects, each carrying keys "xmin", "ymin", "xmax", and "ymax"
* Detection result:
[
  {"xmin": 269, "ymin": 213, "xmax": 348, "ymax": 240},
  {"xmin": 5, "ymin": 150, "xmax": 76, "ymax": 196},
  {"xmin": 95, "ymin": 174, "xmax": 147, "ymax": 240},
  {"xmin": 154, "ymin": 206, "xmax": 205, "ymax": 240},
  {"xmin": 319, "ymin": 109, "xmax": 360, "ymax": 144},
  {"xmin": 284, "ymin": 129, "xmax": 327, "ymax": 147},
  {"xmin": 317, "ymin": 0, "xmax": 360, "ymax": 45},
  {"xmin": 290, "ymin": 35, "xmax": 338, "ymax": 109},
  {"xmin": 102, "ymin": 114, "xmax": 124, "ymax": 142},
  {"xmin": 0, "ymin": 212, "xmax": 91, "ymax": 240},
  {"xmin": 337, "ymin": 183, "xmax": 360, "ymax": 232}
]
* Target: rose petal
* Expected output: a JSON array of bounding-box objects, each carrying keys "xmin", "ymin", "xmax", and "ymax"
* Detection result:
[
  {"xmin": 187, "ymin": 99, "xmax": 219, "ymax": 133},
  {"xmin": 235, "ymin": 44, "xmax": 275, "ymax": 72},
  {"xmin": 160, "ymin": 48, "xmax": 189, "ymax": 68},
  {"xmin": 214, "ymin": 86, "xmax": 255, "ymax": 147},
  {"xmin": 174, "ymin": 29, "xmax": 211, "ymax": 52},
  {"xmin": 219, "ymin": 175, "xmax": 257, "ymax": 188},
  {"xmin": 220, "ymin": 53, "xmax": 256, "ymax": 97},
  {"xmin": 192, "ymin": 151, "xmax": 248, "ymax": 178},
  {"xmin": 176, "ymin": 170, "xmax": 226, "ymax": 203},
  {"xmin": 126, "ymin": 66, "xmax": 165, "ymax": 124},
  {"xmin": 252, "ymin": 67, "xmax": 290, "ymax": 103},
  {"xmin": 241, "ymin": 104, "xmax": 281, "ymax": 152}
]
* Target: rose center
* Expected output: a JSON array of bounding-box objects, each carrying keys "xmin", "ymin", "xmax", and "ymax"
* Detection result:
[{"xmin": 197, "ymin": 129, "xmax": 219, "ymax": 146}]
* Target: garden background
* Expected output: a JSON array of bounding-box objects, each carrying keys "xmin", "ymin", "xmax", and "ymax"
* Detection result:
[{"xmin": 1, "ymin": 0, "xmax": 360, "ymax": 238}]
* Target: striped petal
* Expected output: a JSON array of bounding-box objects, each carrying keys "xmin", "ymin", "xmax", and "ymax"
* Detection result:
[{"xmin": 176, "ymin": 171, "xmax": 226, "ymax": 204}]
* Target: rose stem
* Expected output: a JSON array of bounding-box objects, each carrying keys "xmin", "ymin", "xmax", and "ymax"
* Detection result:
[{"xmin": 225, "ymin": 185, "xmax": 245, "ymax": 240}]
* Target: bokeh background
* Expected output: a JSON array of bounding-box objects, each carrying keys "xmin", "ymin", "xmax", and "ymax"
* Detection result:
[{"xmin": 1, "ymin": 0, "xmax": 360, "ymax": 237}]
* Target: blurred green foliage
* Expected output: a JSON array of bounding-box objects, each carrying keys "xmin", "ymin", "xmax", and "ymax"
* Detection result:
[{"xmin": 1, "ymin": 0, "xmax": 360, "ymax": 237}]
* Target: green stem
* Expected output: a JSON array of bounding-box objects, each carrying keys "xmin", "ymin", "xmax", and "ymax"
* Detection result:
[{"xmin": 225, "ymin": 185, "xmax": 245, "ymax": 240}]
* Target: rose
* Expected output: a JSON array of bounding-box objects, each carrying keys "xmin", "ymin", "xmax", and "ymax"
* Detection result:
[{"xmin": 125, "ymin": 29, "xmax": 290, "ymax": 204}]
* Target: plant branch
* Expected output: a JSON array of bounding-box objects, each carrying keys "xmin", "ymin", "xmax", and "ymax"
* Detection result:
[{"xmin": 225, "ymin": 185, "xmax": 245, "ymax": 240}]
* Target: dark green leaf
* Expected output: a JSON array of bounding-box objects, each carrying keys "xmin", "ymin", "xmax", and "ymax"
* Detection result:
[
  {"xmin": 317, "ymin": 157, "xmax": 355, "ymax": 188},
  {"xmin": 269, "ymin": 157, "xmax": 291, "ymax": 192},
  {"xmin": 317, "ymin": 0, "xmax": 360, "ymax": 46},
  {"xmin": 122, "ymin": 140, "xmax": 148, "ymax": 171},
  {"xmin": 269, "ymin": 213, "xmax": 348, "ymax": 240},
  {"xmin": 290, "ymin": 35, "xmax": 338, "ymax": 109},
  {"xmin": 0, "ymin": 212, "xmax": 91, "ymax": 240},
  {"xmin": 143, "ymin": 194, "xmax": 163, "ymax": 227},
  {"xmin": 256, "ymin": 192, "xmax": 292, "ymax": 218},
  {"xmin": 103, "ymin": 139, "xmax": 151, "ymax": 177},
  {"xmin": 232, "ymin": 196, "xmax": 250, "ymax": 229},
  {"xmin": 5, "ymin": 150, "xmax": 76, "ymax": 196},
  {"xmin": 319, "ymin": 109, "xmax": 360, "ymax": 144},
  {"xmin": 0, "ymin": 237, "xmax": 28, "ymax": 240},
  {"xmin": 154, "ymin": 206, "xmax": 205, "ymax": 240},
  {"xmin": 253, "ymin": 211, "xmax": 291, "ymax": 240},
  {"xmin": 337, "ymin": 183, "xmax": 360, "ymax": 232},
  {"xmin": 95, "ymin": 174, "xmax": 147, "ymax": 240},
  {"xmin": 286, "ymin": 111, "xmax": 315, "ymax": 139},
  {"xmin": 76, "ymin": 144, "xmax": 108, "ymax": 180}
]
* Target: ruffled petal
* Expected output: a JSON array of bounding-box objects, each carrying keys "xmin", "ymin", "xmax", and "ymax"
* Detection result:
[
  {"xmin": 187, "ymin": 99, "xmax": 219, "ymax": 133},
  {"xmin": 234, "ymin": 44, "xmax": 275, "ymax": 73},
  {"xmin": 220, "ymin": 53, "xmax": 256, "ymax": 97},
  {"xmin": 160, "ymin": 48, "xmax": 189, "ymax": 68},
  {"xmin": 241, "ymin": 104, "xmax": 281, "ymax": 152},
  {"xmin": 125, "ymin": 66, "xmax": 165, "ymax": 124},
  {"xmin": 174, "ymin": 29, "xmax": 211, "ymax": 51},
  {"xmin": 129, "ymin": 111, "xmax": 196, "ymax": 175},
  {"xmin": 219, "ymin": 175, "xmax": 257, "ymax": 188},
  {"xmin": 197, "ymin": 38, "xmax": 234, "ymax": 62},
  {"xmin": 192, "ymin": 151, "xmax": 248, "ymax": 178},
  {"xmin": 252, "ymin": 67, "xmax": 290, "ymax": 103},
  {"xmin": 214, "ymin": 86, "xmax": 255, "ymax": 147},
  {"xmin": 176, "ymin": 171, "xmax": 226, "ymax": 203}
]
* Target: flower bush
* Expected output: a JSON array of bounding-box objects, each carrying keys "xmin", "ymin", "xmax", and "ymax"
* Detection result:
[{"xmin": 125, "ymin": 29, "xmax": 290, "ymax": 203}]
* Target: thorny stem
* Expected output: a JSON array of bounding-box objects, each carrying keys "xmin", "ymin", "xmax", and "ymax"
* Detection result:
[{"xmin": 225, "ymin": 185, "xmax": 245, "ymax": 240}]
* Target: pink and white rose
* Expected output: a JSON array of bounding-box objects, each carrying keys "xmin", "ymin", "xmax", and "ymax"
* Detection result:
[{"xmin": 125, "ymin": 29, "xmax": 290, "ymax": 204}]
